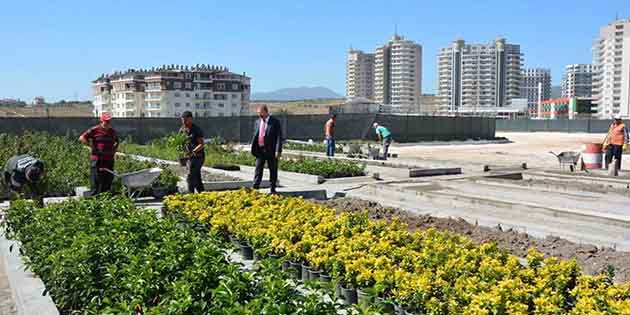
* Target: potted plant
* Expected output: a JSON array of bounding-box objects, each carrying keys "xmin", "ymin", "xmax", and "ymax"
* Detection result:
[{"xmin": 167, "ymin": 132, "xmax": 189, "ymax": 166}]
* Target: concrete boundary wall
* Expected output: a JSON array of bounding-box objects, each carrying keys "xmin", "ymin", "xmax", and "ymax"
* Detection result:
[
  {"xmin": 0, "ymin": 115, "xmax": 496, "ymax": 143},
  {"xmin": 496, "ymin": 119, "xmax": 612, "ymax": 133}
]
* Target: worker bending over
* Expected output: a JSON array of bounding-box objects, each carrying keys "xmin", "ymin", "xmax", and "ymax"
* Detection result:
[{"xmin": 3, "ymin": 155, "xmax": 45, "ymax": 207}]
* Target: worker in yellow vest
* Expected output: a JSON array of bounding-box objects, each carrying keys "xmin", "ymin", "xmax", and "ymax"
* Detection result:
[{"xmin": 603, "ymin": 114, "xmax": 629, "ymax": 171}]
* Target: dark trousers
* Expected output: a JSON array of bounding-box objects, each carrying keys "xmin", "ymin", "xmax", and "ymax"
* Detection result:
[
  {"xmin": 253, "ymin": 155, "xmax": 278, "ymax": 192},
  {"xmin": 187, "ymin": 156, "xmax": 205, "ymax": 193},
  {"xmin": 90, "ymin": 160, "xmax": 114, "ymax": 196},
  {"xmin": 606, "ymin": 144, "xmax": 623, "ymax": 170},
  {"xmin": 382, "ymin": 136, "xmax": 392, "ymax": 160},
  {"xmin": 326, "ymin": 138, "xmax": 335, "ymax": 157}
]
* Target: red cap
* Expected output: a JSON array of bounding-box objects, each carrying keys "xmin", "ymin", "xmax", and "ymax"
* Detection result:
[{"xmin": 100, "ymin": 113, "xmax": 112, "ymax": 121}]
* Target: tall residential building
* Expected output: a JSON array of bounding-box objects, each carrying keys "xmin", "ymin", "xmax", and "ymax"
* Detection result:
[
  {"xmin": 373, "ymin": 35, "xmax": 422, "ymax": 106},
  {"xmin": 561, "ymin": 64, "xmax": 593, "ymax": 98},
  {"xmin": 593, "ymin": 19, "xmax": 630, "ymax": 118},
  {"xmin": 437, "ymin": 38, "xmax": 523, "ymax": 111},
  {"xmin": 521, "ymin": 68, "xmax": 551, "ymax": 114},
  {"xmin": 346, "ymin": 49, "xmax": 375, "ymax": 100},
  {"xmin": 92, "ymin": 65, "xmax": 251, "ymax": 118}
]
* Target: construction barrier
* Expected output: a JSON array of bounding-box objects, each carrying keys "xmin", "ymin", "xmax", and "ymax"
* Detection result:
[
  {"xmin": 582, "ymin": 143, "xmax": 604, "ymax": 169},
  {"xmin": 0, "ymin": 115, "xmax": 496, "ymax": 144},
  {"xmin": 496, "ymin": 119, "xmax": 613, "ymax": 133}
]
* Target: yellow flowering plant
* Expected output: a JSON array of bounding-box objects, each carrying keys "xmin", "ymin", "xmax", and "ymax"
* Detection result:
[{"xmin": 164, "ymin": 190, "xmax": 630, "ymax": 315}]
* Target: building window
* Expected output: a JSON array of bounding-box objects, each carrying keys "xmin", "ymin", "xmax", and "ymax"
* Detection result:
[
  {"xmin": 217, "ymin": 83, "xmax": 226, "ymax": 90},
  {"xmin": 174, "ymin": 92, "xmax": 181, "ymax": 97},
  {"xmin": 174, "ymin": 82, "xmax": 182, "ymax": 89},
  {"xmin": 185, "ymin": 93, "xmax": 190, "ymax": 97},
  {"xmin": 175, "ymin": 103, "xmax": 181, "ymax": 107},
  {"xmin": 186, "ymin": 103, "xmax": 190, "ymax": 107},
  {"xmin": 218, "ymin": 103, "xmax": 224, "ymax": 108},
  {"xmin": 232, "ymin": 83, "xmax": 239, "ymax": 90},
  {"xmin": 232, "ymin": 94, "xmax": 239, "ymax": 99},
  {"xmin": 185, "ymin": 82, "xmax": 192, "ymax": 89}
]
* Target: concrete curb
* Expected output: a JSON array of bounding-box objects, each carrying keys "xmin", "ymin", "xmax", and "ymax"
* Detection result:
[
  {"xmin": 0, "ymin": 234, "xmax": 59, "ymax": 315},
  {"xmin": 409, "ymin": 168, "xmax": 462, "ymax": 177}
]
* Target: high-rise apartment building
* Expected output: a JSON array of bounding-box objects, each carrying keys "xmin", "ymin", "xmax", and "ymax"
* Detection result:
[
  {"xmin": 92, "ymin": 65, "xmax": 250, "ymax": 118},
  {"xmin": 437, "ymin": 38, "xmax": 523, "ymax": 111},
  {"xmin": 592, "ymin": 19, "xmax": 630, "ymax": 118},
  {"xmin": 561, "ymin": 64, "xmax": 593, "ymax": 98},
  {"xmin": 374, "ymin": 35, "xmax": 422, "ymax": 106},
  {"xmin": 521, "ymin": 68, "xmax": 551, "ymax": 114},
  {"xmin": 346, "ymin": 49, "xmax": 375, "ymax": 100}
]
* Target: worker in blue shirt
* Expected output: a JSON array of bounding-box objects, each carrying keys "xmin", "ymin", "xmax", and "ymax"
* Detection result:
[{"xmin": 373, "ymin": 122, "xmax": 393, "ymax": 160}]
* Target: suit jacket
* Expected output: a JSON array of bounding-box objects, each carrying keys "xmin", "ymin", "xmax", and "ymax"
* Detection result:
[{"xmin": 251, "ymin": 115, "xmax": 283, "ymax": 158}]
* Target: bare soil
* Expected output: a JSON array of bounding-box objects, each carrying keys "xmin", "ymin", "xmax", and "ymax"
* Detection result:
[{"xmin": 317, "ymin": 197, "xmax": 630, "ymax": 284}]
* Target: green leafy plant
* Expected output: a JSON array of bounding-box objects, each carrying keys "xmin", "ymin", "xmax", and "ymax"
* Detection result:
[
  {"xmin": 2, "ymin": 196, "xmax": 354, "ymax": 314},
  {"xmin": 120, "ymin": 135, "xmax": 366, "ymax": 178}
]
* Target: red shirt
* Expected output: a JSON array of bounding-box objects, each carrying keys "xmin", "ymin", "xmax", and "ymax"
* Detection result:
[{"xmin": 82, "ymin": 125, "xmax": 118, "ymax": 161}]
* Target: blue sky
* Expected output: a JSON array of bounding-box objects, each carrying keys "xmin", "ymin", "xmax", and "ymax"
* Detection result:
[{"xmin": 1, "ymin": 0, "xmax": 629, "ymax": 101}]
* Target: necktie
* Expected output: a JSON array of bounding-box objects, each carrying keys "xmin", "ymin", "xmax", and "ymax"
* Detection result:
[{"xmin": 258, "ymin": 118, "xmax": 266, "ymax": 147}]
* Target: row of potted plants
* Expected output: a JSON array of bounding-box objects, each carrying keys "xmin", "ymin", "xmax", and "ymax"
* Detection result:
[
  {"xmin": 164, "ymin": 189, "xmax": 630, "ymax": 315},
  {"xmin": 120, "ymin": 134, "xmax": 367, "ymax": 178},
  {"xmin": 3, "ymin": 196, "xmax": 381, "ymax": 314}
]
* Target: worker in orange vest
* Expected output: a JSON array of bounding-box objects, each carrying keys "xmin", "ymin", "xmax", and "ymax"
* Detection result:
[{"xmin": 603, "ymin": 114, "xmax": 629, "ymax": 171}]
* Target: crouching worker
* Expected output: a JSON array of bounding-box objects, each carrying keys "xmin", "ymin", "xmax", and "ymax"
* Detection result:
[{"xmin": 3, "ymin": 155, "xmax": 45, "ymax": 207}]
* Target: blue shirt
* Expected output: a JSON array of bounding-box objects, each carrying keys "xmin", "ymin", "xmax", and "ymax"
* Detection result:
[{"xmin": 375, "ymin": 126, "xmax": 391, "ymax": 138}]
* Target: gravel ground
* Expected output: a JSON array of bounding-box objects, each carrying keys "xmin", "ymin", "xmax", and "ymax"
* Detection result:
[{"xmin": 316, "ymin": 197, "xmax": 630, "ymax": 284}]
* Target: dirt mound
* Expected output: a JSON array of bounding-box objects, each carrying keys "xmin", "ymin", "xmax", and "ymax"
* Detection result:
[{"xmin": 316, "ymin": 197, "xmax": 630, "ymax": 284}]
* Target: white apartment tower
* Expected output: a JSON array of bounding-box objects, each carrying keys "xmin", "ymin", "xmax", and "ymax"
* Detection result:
[
  {"xmin": 346, "ymin": 49, "xmax": 375, "ymax": 100},
  {"xmin": 92, "ymin": 65, "xmax": 251, "ymax": 118},
  {"xmin": 562, "ymin": 64, "xmax": 593, "ymax": 98},
  {"xmin": 521, "ymin": 68, "xmax": 551, "ymax": 113},
  {"xmin": 374, "ymin": 35, "xmax": 422, "ymax": 106},
  {"xmin": 437, "ymin": 38, "xmax": 523, "ymax": 111},
  {"xmin": 592, "ymin": 19, "xmax": 630, "ymax": 118}
]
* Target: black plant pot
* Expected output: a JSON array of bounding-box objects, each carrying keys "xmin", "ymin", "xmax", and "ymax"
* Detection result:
[
  {"xmin": 341, "ymin": 285, "xmax": 358, "ymax": 305},
  {"xmin": 335, "ymin": 282, "xmax": 343, "ymax": 299},
  {"xmin": 239, "ymin": 244, "xmax": 254, "ymax": 260},
  {"xmin": 152, "ymin": 186, "xmax": 171, "ymax": 199},
  {"xmin": 289, "ymin": 261, "xmax": 302, "ymax": 279},
  {"xmin": 301, "ymin": 264, "xmax": 310, "ymax": 281},
  {"xmin": 281, "ymin": 260, "xmax": 290, "ymax": 272},
  {"xmin": 320, "ymin": 273, "xmax": 332, "ymax": 282},
  {"xmin": 309, "ymin": 269, "xmax": 321, "ymax": 281},
  {"xmin": 375, "ymin": 297, "xmax": 395, "ymax": 313}
]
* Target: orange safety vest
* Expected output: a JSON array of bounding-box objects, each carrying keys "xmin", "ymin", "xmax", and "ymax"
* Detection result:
[{"xmin": 608, "ymin": 123, "xmax": 626, "ymax": 146}]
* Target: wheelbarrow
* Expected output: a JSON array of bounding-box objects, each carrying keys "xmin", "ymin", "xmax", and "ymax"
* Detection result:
[
  {"xmin": 549, "ymin": 151, "xmax": 581, "ymax": 172},
  {"xmin": 100, "ymin": 167, "xmax": 163, "ymax": 198}
]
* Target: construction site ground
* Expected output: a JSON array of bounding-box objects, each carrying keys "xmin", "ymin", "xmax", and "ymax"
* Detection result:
[{"xmin": 2, "ymin": 131, "xmax": 630, "ymax": 314}]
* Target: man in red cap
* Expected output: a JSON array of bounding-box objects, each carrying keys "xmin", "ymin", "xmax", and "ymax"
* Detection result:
[{"xmin": 79, "ymin": 113, "xmax": 118, "ymax": 196}]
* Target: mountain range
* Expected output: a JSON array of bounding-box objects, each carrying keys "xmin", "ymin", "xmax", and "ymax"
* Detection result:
[{"xmin": 252, "ymin": 87, "xmax": 342, "ymax": 101}]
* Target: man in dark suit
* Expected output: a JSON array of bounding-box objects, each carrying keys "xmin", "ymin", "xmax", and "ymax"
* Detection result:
[{"xmin": 251, "ymin": 105, "xmax": 283, "ymax": 193}]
